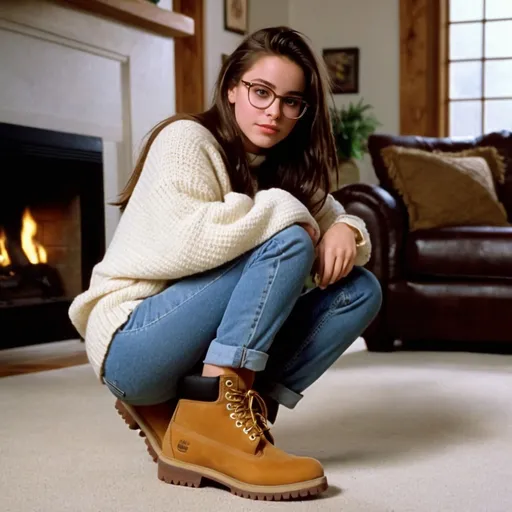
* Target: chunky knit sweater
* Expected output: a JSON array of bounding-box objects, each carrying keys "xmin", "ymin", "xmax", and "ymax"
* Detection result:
[{"xmin": 69, "ymin": 120, "xmax": 371, "ymax": 377}]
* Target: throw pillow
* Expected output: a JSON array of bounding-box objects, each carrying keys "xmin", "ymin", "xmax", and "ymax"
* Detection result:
[{"xmin": 381, "ymin": 145, "xmax": 510, "ymax": 231}]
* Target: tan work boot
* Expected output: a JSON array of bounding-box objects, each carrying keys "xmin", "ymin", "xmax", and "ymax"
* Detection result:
[
  {"xmin": 116, "ymin": 386, "xmax": 279, "ymax": 463},
  {"xmin": 115, "ymin": 400, "xmax": 175, "ymax": 461},
  {"xmin": 157, "ymin": 374, "xmax": 328, "ymax": 500}
]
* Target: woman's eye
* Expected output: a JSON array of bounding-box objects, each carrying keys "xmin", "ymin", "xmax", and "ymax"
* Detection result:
[
  {"xmin": 284, "ymin": 97, "xmax": 300, "ymax": 107},
  {"xmin": 255, "ymin": 88, "xmax": 270, "ymax": 97}
]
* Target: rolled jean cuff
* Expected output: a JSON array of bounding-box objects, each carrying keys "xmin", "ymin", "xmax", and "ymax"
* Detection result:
[
  {"xmin": 266, "ymin": 382, "xmax": 303, "ymax": 409},
  {"xmin": 203, "ymin": 340, "xmax": 269, "ymax": 371}
]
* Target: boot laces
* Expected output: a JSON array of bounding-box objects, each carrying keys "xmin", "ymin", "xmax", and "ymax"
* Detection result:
[{"xmin": 224, "ymin": 382, "xmax": 270, "ymax": 442}]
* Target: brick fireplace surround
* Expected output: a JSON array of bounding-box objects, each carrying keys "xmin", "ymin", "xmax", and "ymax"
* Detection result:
[{"xmin": 0, "ymin": 0, "xmax": 178, "ymax": 347}]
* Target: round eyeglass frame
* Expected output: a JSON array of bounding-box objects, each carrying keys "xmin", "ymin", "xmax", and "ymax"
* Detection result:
[{"xmin": 241, "ymin": 80, "xmax": 309, "ymax": 120}]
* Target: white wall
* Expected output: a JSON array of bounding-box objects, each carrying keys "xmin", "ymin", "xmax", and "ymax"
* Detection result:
[
  {"xmin": 204, "ymin": 0, "xmax": 245, "ymax": 107},
  {"xmin": 249, "ymin": 0, "xmax": 289, "ymax": 32},
  {"xmin": 289, "ymin": 0, "xmax": 399, "ymax": 183},
  {"xmin": 159, "ymin": 0, "xmax": 172, "ymax": 11}
]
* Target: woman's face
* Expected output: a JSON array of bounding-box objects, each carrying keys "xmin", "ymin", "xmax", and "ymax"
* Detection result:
[{"xmin": 228, "ymin": 55, "xmax": 306, "ymax": 154}]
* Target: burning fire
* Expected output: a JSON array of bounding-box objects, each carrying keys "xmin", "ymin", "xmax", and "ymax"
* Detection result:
[
  {"xmin": 0, "ymin": 229, "xmax": 11, "ymax": 267},
  {"xmin": 0, "ymin": 208, "xmax": 47, "ymax": 267},
  {"xmin": 21, "ymin": 209, "xmax": 47, "ymax": 264}
]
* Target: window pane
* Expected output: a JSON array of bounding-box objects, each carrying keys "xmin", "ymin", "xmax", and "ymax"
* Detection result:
[
  {"xmin": 485, "ymin": 21, "xmax": 512, "ymax": 58},
  {"xmin": 450, "ymin": 23, "xmax": 483, "ymax": 60},
  {"xmin": 450, "ymin": 101, "xmax": 482, "ymax": 137},
  {"xmin": 450, "ymin": 0, "xmax": 483, "ymax": 21},
  {"xmin": 485, "ymin": 60, "xmax": 512, "ymax": 97},
  {"xmin": 486, "ymin": 0, "xmax": 512, "ymax": 20},
  {"xmin": 485, "ymin": 100, "xmax": 512, "ymax": 132},
  {"xmin": 450, "ymin": 61, "xmax": 482, "ymax": 99}
]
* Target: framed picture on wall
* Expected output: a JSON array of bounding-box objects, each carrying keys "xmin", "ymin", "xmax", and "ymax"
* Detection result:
[
  {"xmin": 322, "ymin": 47, "xmax": 360, "ymax": 94},
  {"xmin": 224, "ymin": 0, "xmax": 249, "ymax": 35}
]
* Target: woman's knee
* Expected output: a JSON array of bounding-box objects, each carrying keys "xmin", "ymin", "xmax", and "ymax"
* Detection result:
[
  {"xmin": 351, "ymin": 267, "xmax": 383, "ymax": 318},
  {"xmin": 272, "ymin": 224, "xmax": 316, "ymax": 267}
]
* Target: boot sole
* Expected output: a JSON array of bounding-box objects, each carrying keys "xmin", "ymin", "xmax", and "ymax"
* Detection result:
[
  {"xmin": 157, "ymin": 454, "xmax": 328, "ymax": 501},
  {"xmin": 115, "ymin": 399, "xmax": 160, "ymax": 463}
]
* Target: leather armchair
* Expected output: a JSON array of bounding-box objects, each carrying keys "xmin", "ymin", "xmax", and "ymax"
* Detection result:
[{"xmin": 332, "ymin": 131, "xmax": 512, "ymax": 353}]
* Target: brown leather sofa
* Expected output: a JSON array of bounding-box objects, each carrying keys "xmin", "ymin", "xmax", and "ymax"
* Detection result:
[{"xmin": 332, "ymin": 131, "xmax": 512, "ymax": 353}]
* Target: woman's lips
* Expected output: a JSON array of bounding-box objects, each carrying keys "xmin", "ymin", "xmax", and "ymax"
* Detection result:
[{"xmin": 257, "ymin": 124, "xmax": 279, "ymax": 134}]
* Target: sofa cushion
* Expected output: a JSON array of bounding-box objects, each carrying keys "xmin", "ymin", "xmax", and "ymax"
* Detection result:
[
  {"xmin": 380, "ymin": 145, "xmax": 510, "ymax": 231},
  {"xmin": 368, "ymin": 131, "xmax": 512, "ymax": 219},
  {"xmin": 406, "ymin": 226, "xmax": 512, "ymax": 280}
]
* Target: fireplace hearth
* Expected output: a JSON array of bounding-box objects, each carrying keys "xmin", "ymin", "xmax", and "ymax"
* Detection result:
[{"xmin": 0, "ymin": 122, "xmax": 105, "ymax": 349}]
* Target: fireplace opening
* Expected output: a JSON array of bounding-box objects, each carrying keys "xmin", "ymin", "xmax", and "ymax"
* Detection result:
[
  {"xmin": 0, "ymin": 122, "xmax": 105, "ymax": 349},
  {"xmin": 0, "ymin": 207, "xmax": 65, "ymax": 301}
]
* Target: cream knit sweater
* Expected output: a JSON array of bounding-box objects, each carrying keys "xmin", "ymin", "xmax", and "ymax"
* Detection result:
[{"xmin": 69, "ymin": 120, "xmax": 371, "ymax": 377}]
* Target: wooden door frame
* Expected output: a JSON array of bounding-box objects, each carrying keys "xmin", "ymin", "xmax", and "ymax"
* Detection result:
[
  {"xmin": 173, "ymin": 0, "xmax": 204, "ymax": 114},
  {"xmin": 399, "ymin": 0, "xmax": 447, "ymax": 137}
]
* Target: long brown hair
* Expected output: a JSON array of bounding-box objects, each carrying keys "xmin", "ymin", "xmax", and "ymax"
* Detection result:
[{"xmin": 113, "ymin": 26, "xmax": 337, "ymax": 212}]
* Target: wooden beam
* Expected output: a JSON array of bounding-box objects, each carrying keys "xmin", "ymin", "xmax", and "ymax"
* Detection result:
[
  {"xmin": 438, "ymin": 0, "xmax": 449, "ymax": 137},
  {"xmin": 400, "ymin": 0, "xmax": 444, "ymax": 136},
  {"xmin": 62, "ymin": 0, "xmax": 194, "ymax": 38},
  {"xmin": 173, "ymin": 0, "xmax": 204, "ymax": 114}
]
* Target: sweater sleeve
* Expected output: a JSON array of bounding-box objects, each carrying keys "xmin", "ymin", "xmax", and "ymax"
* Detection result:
[
  {"xmin": 96, "ymin": 121, "xmax": 319, "ymax": 281},
  {"xmin": 312, "ymin": 190, "xmax": 371, "ymax": 267}
]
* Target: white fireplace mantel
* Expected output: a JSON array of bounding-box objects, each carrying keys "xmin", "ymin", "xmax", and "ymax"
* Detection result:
[{"xmin": 0, "ymin": 0, "xmax": 179, "ymax": 244}]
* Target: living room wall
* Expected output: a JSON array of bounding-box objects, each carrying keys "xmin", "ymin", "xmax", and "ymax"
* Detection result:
[
  {"xmin": 249, "ymin": 0, "xmax": 289, "ymax": 32},
  {"xmin": 289, "ymin": 0, "xmax": 400, "ymax": 184},
  {"xmin": 204, "ymin": 0, "xmax": 244, "ymax": 107}
]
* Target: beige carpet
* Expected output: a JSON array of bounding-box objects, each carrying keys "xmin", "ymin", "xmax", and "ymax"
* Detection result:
[{"xmin": 1, "ymin": 339, "xmax": 511, "ymax": 512}]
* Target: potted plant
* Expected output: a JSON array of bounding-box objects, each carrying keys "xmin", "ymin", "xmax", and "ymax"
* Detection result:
[{"xmin": 329, "ymin": 99, "xmax": 380, "ymax": 190}]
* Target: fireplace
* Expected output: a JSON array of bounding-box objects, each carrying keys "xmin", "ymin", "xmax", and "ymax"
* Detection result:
[{"xmin": 0, "ymin": 122, "xmax": 105, "ymax": 349}]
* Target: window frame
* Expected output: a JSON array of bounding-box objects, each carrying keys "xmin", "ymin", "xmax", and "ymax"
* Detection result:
[{"xmin": 446, "ymin": 2, "xmax": 512, "ymax": 137}]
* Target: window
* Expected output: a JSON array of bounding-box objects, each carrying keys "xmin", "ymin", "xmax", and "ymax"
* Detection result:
[{"xmin": 448, "ymin": 0, "xmax": 512, "ymax": 137}]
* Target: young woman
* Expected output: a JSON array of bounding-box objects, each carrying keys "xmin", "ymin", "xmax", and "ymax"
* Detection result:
[{"xmin": 69, "ymin": 26, "xmax": 381, "ymax": 501}]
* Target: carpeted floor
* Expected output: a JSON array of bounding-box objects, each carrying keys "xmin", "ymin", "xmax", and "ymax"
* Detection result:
[{"xmin": 1, "ymin": 338, "xmax": 511, "ymax": 512}]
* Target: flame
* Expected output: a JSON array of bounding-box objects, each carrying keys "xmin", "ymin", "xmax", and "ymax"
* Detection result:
[
  {"xmin": 0, "ymin": 208, "xmax": 47, "ymax": 266},
  {"xmin": 21, "ymin": 208, "xmax": 47, "ymax": 264},
  {"xmin": 0, "ymin": 229, "xmax": 11, "ymax": 267}
]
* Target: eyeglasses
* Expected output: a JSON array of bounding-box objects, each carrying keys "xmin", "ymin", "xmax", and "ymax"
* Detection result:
[{"xmin": 241, "ymin": 80, "xmax": 309, "ymax": 120}]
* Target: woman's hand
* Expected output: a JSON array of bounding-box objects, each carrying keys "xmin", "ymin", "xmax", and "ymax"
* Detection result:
[{"xmin": 314, "ymin": 223, "xmax": 357, "ymax": 289}]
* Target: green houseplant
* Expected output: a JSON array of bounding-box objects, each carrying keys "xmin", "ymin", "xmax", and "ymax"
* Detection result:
[{"xmin": 329, "ymin": 99, "xmax": 380, "ymax": 189}]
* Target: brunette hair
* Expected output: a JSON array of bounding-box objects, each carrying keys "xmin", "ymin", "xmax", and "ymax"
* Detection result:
[{"xmin": 113, "ymin": 26, "xmax": 337, "ymax": 212}]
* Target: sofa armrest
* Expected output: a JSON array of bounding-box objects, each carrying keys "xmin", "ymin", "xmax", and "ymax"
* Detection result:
[{"xmin": 332, "ymin": 183, "xmax": 406, "ymax": 281}]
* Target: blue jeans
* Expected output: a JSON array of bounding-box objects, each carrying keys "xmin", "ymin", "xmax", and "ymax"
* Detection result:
[{"xmin": 103, "ymin": 225, "xmax": 382, "ymax": 408}]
